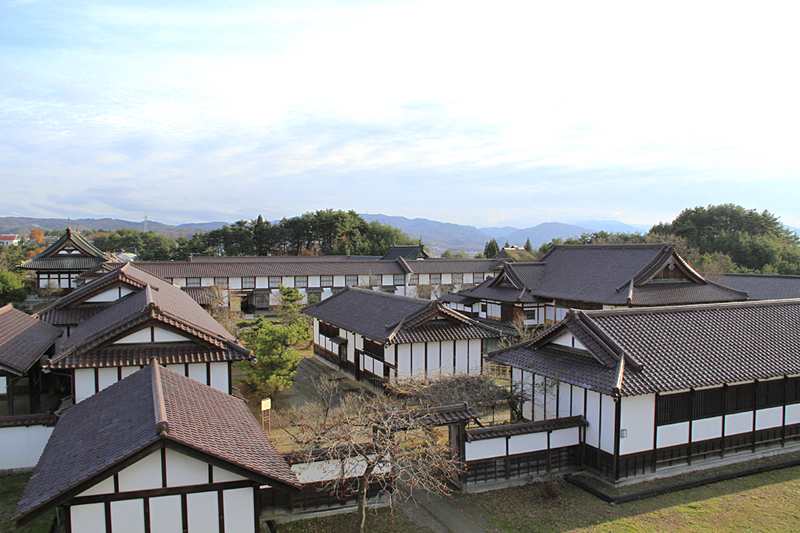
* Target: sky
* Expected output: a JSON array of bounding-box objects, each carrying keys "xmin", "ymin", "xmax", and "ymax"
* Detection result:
[{"xmin": 2, "ymin": 1, "xmax": 800, "ymax": 230}]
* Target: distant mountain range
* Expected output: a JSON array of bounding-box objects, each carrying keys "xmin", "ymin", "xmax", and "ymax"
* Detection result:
[
  {"xmin": 360, "ymin": 214, "xmax": 649, "ymax": 252},
  {"xmin": 1, "ymin": 215, "xmax": 650, "ymax": 253}
]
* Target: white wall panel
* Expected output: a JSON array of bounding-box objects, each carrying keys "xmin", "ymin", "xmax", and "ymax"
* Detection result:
[
  {"xmin": 114, "ymin": 328, "xmax": 152, "ymax": 344},
  {"xmin": 78, "ymin": 476, "xmax": 115, "ymax": 497},
  {"xmin": 397, "ymin": 344, "xmax": 411, "ymax": 377},
  {"xmin": 465, "ymin": 438, "xmax": 505, "ymax": 461},
  {"xmin": 118, "ymin": 451, "xmax": 162, "ymax": 492},
  {"xmin": 111, "ymin": 499, "xmax": 145, "ymax": 533},
  {"xmin": 212, "ymin": 467, "xmax": 246, "ymax": 483},
  {"xmin": 509, "ymin": 432, "xmax": 547, "ymax": 455},
  {"xmin": 120, "ymin": 366, "xmax": 140, "ymax": 379},
  {"xmin": 440, "ymin": 342, "xmax": 454, "ymax": 374},
  {"xmin": 600, "ymin": 395, "xmax": 616, "ymax": 453},
  {"xmin": 756, "ymin": 406, "xmax": 783, "ymax": 430},
  {"xmin": 149, "ymin": 495, "xmax": 182, "ymax": 533},
  {"xmin": 558, "ymin": 382, "xmax": 572, "ymax": 418},
  {"xmin": 75, "ymin": 368, "xmax": 96, "ymax": 403},
  {"xmin": 209, "ymin": 363, "xmax": 229, "ymax": 393},
  {"xmin": 188, "ymin": 363, "xmax": 207, "ymax": 385},
  {"xmin": 619, "ymin": 395, "xmax": 655, "ymax": 455},
  {"xmin": 0, "ymin": 426, "xmax": 54, "ymax": 470},
  {"xmin": 585, "ymin": 391, "xmax": 600, "ymax": 448},
  {"xmin": 187, "ymin": 492, "xmax": 219, "ymax": 533},
  {"xmin": 166, "ymin": 448, "xmax": 208, "ymax": 487},
  {"xmin": 532, "ymin": 375, "xmax": 545, "ymax": 421},
  {"xmin": 786, "ymin": 403, "xmax": 800, "ymax": 425},
  {"xmin": 410, "ymin": 343, "xmax": 425, "ymax": 377},
  {"xmin": 71, "ymin": 503, "xmax": 106, "ymax": 533},
  {"xmin": 571, "ymin": 386, "xmax": 585, "ymax": 417},
  {"xmin": 550, "ymin": 427, "xmax": 580, "ymax": 448},
  {"xmin": 725, "ymin": 412, "xmax": 753, "ymax": 435},
  {"xmin": 657, "ymin": 422, "xmax": 689, "ymax": 448},
  {"xmin": 223, "ymin": 487, "xmax": 256, "ymax": 533},
  {"xmin": 692, "ymin": 417, "xmax": 723, "ymax": 442},
  {"xmin": 153, "ymin": 328, "xmax": 190, "ymax": 343},
  {"xmin": 455, "ymin": 340, "xmax": 468, "ymax": 374},
  {"xmin": 97, "ymin": 367, "xmax": 118, "ymax": 393}
]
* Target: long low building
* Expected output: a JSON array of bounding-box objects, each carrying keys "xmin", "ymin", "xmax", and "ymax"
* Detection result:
[
  {"xmin": 132, "ymin": 250, "xmax": 498, "ymax": 309},
  {"xmin": 488, "ymin": 298, "xmax": 800, "ymax": 482}
]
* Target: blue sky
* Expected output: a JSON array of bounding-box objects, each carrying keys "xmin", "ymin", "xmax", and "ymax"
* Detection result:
[{"xmin": 2, "ymin": 1, "xmax": 799, "ymax": 229}]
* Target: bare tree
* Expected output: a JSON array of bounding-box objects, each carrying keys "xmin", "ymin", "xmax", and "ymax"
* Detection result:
[
  {"xmin": 207, "ymin": 285, "xmax": 242, "ymax": 338},
  {"xmin": 278, "ymin": 377, "xmax": 464, "ymax": 533},
  {"xmin": 498, "ymin": 313, "xmax": 546, "ymax": 349}
]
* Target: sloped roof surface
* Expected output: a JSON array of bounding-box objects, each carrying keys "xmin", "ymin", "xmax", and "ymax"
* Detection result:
[
  {"xmin": 21, "ymin": 229, "xmax": 106, "ymax": 271},
  {"xmin": 0, "ymin": 304, "xmax": 61, "ymax": 375},
  {"xmin": 303, "ymin": 287, "xmax": 499, "ymax": 343},
  {"xmin": 381, "ymin": 245, "xmax": 427, "ymax": 261},
  {"xmin": 713, "ymin": 273, "xmax": 800, "ymax": 301},
  {"xmin": 13, "ymin": 363, "xmax": 298, "ymax": 523},
  {"xmin": 490, "ymin": 299, "xmax": 800, "ymax": 396}
]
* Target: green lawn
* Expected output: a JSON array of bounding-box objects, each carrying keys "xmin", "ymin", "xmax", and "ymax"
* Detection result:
[{"xmin": 0, "ymin": 474, "xmax": 54, "ymax": 533}]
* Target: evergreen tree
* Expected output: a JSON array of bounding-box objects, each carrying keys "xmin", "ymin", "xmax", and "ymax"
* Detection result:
[
  {"xmin": 484, "ymin": 239, "xmax": 499, "ymax": 259},
  {"xmin": 524, "ymin": 238, "xmax": 533, "ymax": 253}
]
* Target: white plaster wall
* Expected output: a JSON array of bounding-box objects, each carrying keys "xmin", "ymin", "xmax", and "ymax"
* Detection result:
[
  {"xmin": 120, "ymin": 366, "xmax": 140, "ymax": 379},
  {"xmin": 187, "ymin": 491, "xmax": 219, "ymax": 533},
  {"xmin": 725, "ymin": 412, "xmax": 753, "ymax": 435},
  {"xmin": 166, "ymin": 364, "xmax": 184, "ymax": 375},
  {"xmin": 543, "ymin": 378, "xmax": 558, "ymax": 420},
  {"xmin": 468, "ymin": 339, "xmax": 482, "ymax": 375},
  {"xmin": 0, "ymin": 425, "xmax": 54, "ymax": 470},
  {"xmin": 509, "ymin": 432, "xmax": 547, "ymax": 455},
  {"xmin": 619, "ymin": 394, "xmax": 655, "ymax": 455},
  {"xmin": 465, "ymin": 438, "xmax": 505, "ymax": 461},
  {"xmin": 0, "ymin": 376, "xmax": 5, "ymax": 395},
  {"xmin": 78, "ymin": 476, "xmax": 115, "ymax": 497},
  {"xmin": 756, "ymin": 406, "xmax": 783, "ymax": 430},
  {"xmin": 166, "ymin": 448, "xmax": 208, "ymax": 487},
  {"xmin": 334, "ymin": 275, "xmax": 345, "ymax": 286},
  {"xmin": 174, "ymin": 278, "xmax": 187, "ymax": 287},
  {"xmin": 533, "ymin": 374, "xmax": 545, "ymax": 421},
  {"xmin": 85, "ymin": 286, "xmax": 134, "ymax": 303},
  {"xmin": 657, "ymin": 422, "xmax": 689, "ymax": 448},
  {"xmin": 153, "ymin": 328, "xmax": 189, "ymax": 343},
  {"xmin": 600, "ymin": 395, "xmax": 616, "ymax": 453},
  {"xmin": 111, "ymin": 499, "xmax": 146, "ymax": 533},
  {"xmin": 118, "ymin": 451, "xmax": 162, "ymax": 492},
  {"xmin": 384, "ymin": 344, "xmax": 394, "ymax": 366},
  {"xmin": 410, "ymin": 342, "xmax": 425, "ymax": 377},
  {"xmin": 396, "ymin": 344, "xmax": 411, "ymax": 377},
  {"xmin": 188, "ymin": 363, "xmax": 208, "ymax": 385},
  {"xmin": 440, "ymin": 341, "xmax": 454, "ymax": 374},
  {"xmin": 551, "ymin": 427, "xmax": 580, "ymax": 448},
  {"xmin": 229, "ymin": 278, "xmax": 242, "ymax": 290},
  {"xmin": 309, "ymin": 276, "xmax": 320, "ymax": 288},
  {"xmin": 71, "ymin": 503, "xmax": 105, "ymax": 533},
  {"xmin": 97, "ymin": 367, "xmax": 118, "ymax": 393},
  {"xmin": 114, "ymin": 328, "xmax": 152, "ymax": 344},
  {"xmin": 201, "ymin": 277, "xmax": 214, "ymax": 287},
  {"xmin": 209, "ymin": 363, "xmax": 229, "ymax": 393},
  {"xmin": 212, "ymin": 466, "xmax": 246, "ymax": 483},
  {"xmin": 455, "ymin": 339, "xmax": 468, "ymax": 374},
  {"xmin": 585, "ymin": 391, "xmax": 601, "ymax": 448},
  {"xmin": 150, "ymin": 495, "xmax": 182, "ymax": 533},
  {"xmin": 786, "ymin": 403, "xmax": 800, "ymax": 425},
  {"xmin": 551, "ymin": 332, "xmax": 575, "ymax": 348},
  {"xmin": 692, "ymin": 416, "xmax": 723, "ymax": 442},
  {"xmin": 75, "ymin": 368, "xmax": 96, "ymax": 403},
  {"xmin": 223, "ymin": 487, "xmax": 256, "ymax": 533},
  {"xmin": 571, "ymin": 386, "xmax": 584, "ymax": 417}
]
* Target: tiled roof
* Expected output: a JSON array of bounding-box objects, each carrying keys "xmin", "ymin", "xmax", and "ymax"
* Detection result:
[
  {"xmin": 48, "ymin": 276, "xmax": 250, "ymax": 369},
  {"xmin": 13, "ymin": 362, "xmax": 298, "ymax": 523},
  {"xmin": 713, "ymin": 273, "xmax": 800, "ymax": 301},
  {"xmin": 390, "ymin": 403, "xmax": 479, "ymax": 427},
  {"xmin": 490, "ymin": 299, "xmax": 800, "ymax": 397},
  {"xmin": 37, "ymin": 303, "xmax": 111, "ymax": 326},
  {"xmin": 381, "ymin": 245, "xmax": 428, "ymax": 261},
  {"xmin": 180, "ymin": 286, "xmax": 217, "ymax": 306},
  {"xmin": 466, "ymin": 415, "xmax": 587, "ymax": 441},
  {"xmin": 303, "ymin": 287, "xmax": 500, "ymax": 344},
  {"xmin": 20, "ymin": 228, "xmax": 106, "ymax": 272},
  {"xmin": 0, "ymin": 304, "xmax": 61, "ymax": 375},
  {"xmin": 133, "ymin": 257, "xmax": 496, "ymax": 279},
  {"xmin": 453, "ymin": 244, "xmax": 746, "ymax": 307},
  {"xmin": 75, "ymin": 261, "xmax": 124, "ymax": 281},
  {"xmin": 49, "ymin": 343, "xmax": 248, "ymax": 369}
]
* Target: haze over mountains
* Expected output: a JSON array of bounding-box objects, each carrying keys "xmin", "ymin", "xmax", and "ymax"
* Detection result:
[{"xmin": 0, "ymin": 215, "xmax": 649, "ymax": 253}]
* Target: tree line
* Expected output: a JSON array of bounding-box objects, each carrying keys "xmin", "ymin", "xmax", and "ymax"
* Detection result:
[{"xmin": 90, "ymin": 210, "xmax": 419, "ymax": 260}]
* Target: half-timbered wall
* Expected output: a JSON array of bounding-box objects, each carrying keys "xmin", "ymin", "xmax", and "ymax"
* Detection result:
[
  {"xmin": 64, "ymin": 448, "xmax": 258, "ymax": 533},
  {"xmin": 74, "ymin": 362, "xmax": 230, "ymax": 403}
]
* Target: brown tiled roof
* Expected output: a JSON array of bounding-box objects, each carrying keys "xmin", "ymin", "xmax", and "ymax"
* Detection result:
[
  {"xmin": 37, "ymin": 303, "xmax": 112, "ymax": 327},
  {"xmin": 303, "ymin": 287, "xmax": 500, "ymax": 344},
  {"xmin": 0, "ymin": 304, "xmax": 61, "ymax": 375},
  {"xmin": 75, "ymin": 261, "xmax": 124, "ymax": 280},
  {"xmin": 490, "ymin": 299, "xmax": 800, "ymax": 397},
  {"xmin": 20, "ymin": 228, "xmax": 107, "ymax": 272},
  {"xmin": 181, "ymin": 286, "xmax": 217, "ymax": 306},
  {"xmin": 48, "ymin": 279, "xmax": 250, "ymax": 369},
  {"xmin": 466, "ymin": 415, "xmax": 587, "ymax": 441},
  {"xmin": 390, "ymin": 403, "xmax": 479, "ymax": 427},
  {"xmin": 13, "ymin": 362, "xmax": 298, "ymax": 524},
  {"xmin": 381, "ymin": 245, "xmax": 428, "ymax": 261},
  {"xmin": 50, "ymin": 343, "xmax": 247, "ymax": 369}
]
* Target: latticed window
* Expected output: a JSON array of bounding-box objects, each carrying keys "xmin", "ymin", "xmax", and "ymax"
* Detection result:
[
  {"xmin": 474, "ymin": 272, "xmax": 485, "ymax": 283},
  {"xmin": 452, "ymin": 273, "xmax": 463, "ymax": 284},
  {"xmin": 393, "ymin": 274, "xmax": 405, "ymax": 286},
  {"xmin": 214, "ymin": 277, "xmax": 228, "ymax": 288},
  {"xmin": 430, "ymin": 273, "xmax": 442, "ymax": 284},
  {"xmin": 346, "ymin": 275, "xmax": 358, "ymax": 286},
  {"xmin": 321, "ymin": 275, "xmax": 333, "ymax": 287},
  {"xmin": 363, "ymin": 339, "xmax": 384, "ymax": 359},
  {"xmin": 269, "ymin": 276, "xmax": 281, "ymax": 288},
  {"xmin": 242, "ymin": 277, "xmax": 255, "ymax": 289},
  {"xmin": 409, "ymin": 274, "xmax": 419, "ymax": 285},
  {"xmin": 656, "ymin": 392, "xmax": 691, "ymax": 426},
  {"xmin": 186, "ymin": 277, "xmax": 201, "ymax": 287},
  {"xmin": 295, "ymin": 276, "xmax": 308, "ymax": 288}
]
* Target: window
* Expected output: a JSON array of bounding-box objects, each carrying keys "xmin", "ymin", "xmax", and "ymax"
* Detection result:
[
  {"xmin": 242, "ymin": 277, "xmax": 255, "ymax": 289},
  {"xmin": 474, "ymin": 272, "xmax": 485, "ymax": 283},
  {"xmin": 756, "ymin": 379, "xmax": 784, "ymax": 409},
  {"xmin": 656, "ymin": 392, "xmax": 691, "ymax": 426},
  {"xmin": 452, "ymin": 273, "xmax": 463, "ymax": 284},
  {"xmin": 214, "ymin": 277, "xmax": 228, "ymax": 288},
  {"xmin": 393, "ymin": 274, "xmax": 405, "ymax": 286},
  {"xmin": 269, "ymin": 276, "xmax": 281, "ymax": 289},
  {"xmin": 186, "ymin": 277, "xmax": 201, "ymax": 287},
  {"xmin": 693, "ymin": 388, "xmax": 724, "ymax": 419},
  {"xmin": 524, "ymin": 309, "xmax": 537, "ymax": 321},
  {"xmin": 409, "ymin": 274, "xmax": 419, "ymax": 285},
  {"xmin": 726, "ymin": 383, "xmax": 755, "ymax": 414},
  {"xmin": 787, "ymin": 377, "xmax": 800, "ymax": 404},
  {"xmin": 295, "ymin": 276, "xmax": 308, "ymax": 288},
  {"xmin": 346, "ymin": 275, "xmax": 358, "ymax": 286},
  {"xmin": 430, "ymin": 273, "xmax": 442, "ymax": 284},
  {"xmin": 321, "ymin": 275, "xmax": 333, "ymax": 287}
]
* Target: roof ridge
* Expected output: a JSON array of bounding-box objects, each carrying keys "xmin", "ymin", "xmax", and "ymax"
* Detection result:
[
  {"xmin": 151, "ymin": 360, "xmax": 170, "ymax": 436},
  {"xmin": 583, "ymin": 297, "xmax": 800, "ymax": 317}
]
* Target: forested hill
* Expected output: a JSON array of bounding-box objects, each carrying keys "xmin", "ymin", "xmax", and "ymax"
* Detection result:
[{"xmin": 0, "ymin": 217, "xmax": 226, "ymax": 239}]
